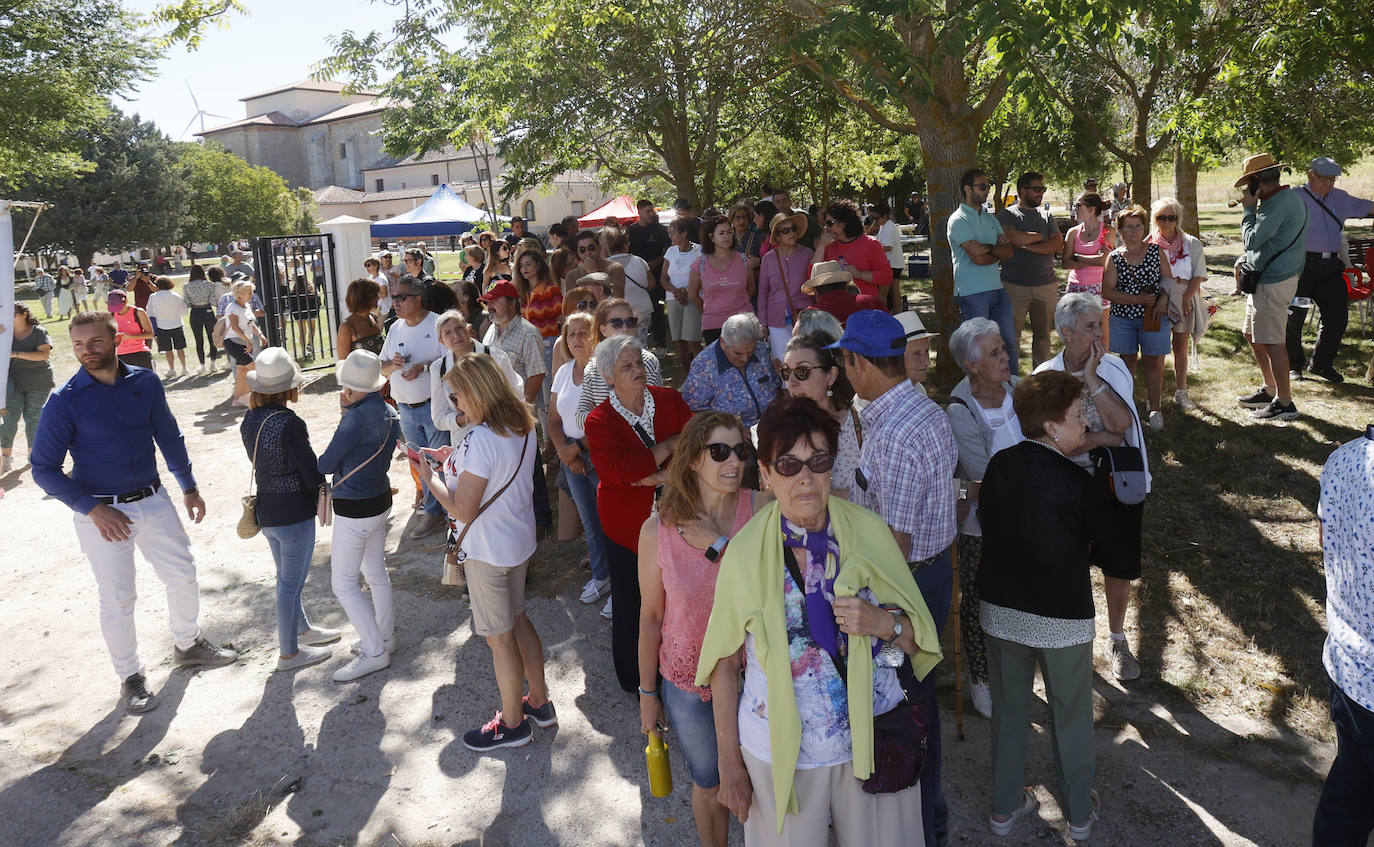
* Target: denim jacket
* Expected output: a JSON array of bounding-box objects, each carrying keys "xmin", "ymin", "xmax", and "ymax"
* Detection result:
[{"xmin": 317, "ymin": 391, "xmax": 401, "ymax": 500}]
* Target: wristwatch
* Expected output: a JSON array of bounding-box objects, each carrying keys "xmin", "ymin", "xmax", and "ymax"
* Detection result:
[{"xmin": 886, "ymin": 606, "xmax": 906, "ymax": 642}]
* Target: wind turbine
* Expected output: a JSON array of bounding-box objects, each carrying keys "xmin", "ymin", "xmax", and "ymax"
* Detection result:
[{"xmin": 182, "ymin": 81, "xmax": 230, "ymax": 137}]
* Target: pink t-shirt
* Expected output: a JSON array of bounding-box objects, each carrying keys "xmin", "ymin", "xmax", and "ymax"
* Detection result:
[
  {"xmin": 698, "ymin": 251, "xmax": 752, "ymax": 331},
  {"xmin": 657, "ymin": 494, "xmax": 755, "ymax": 700},
  {"xmin": 114, "ymin": 307, "xmax": 150, "ymax": 355}
]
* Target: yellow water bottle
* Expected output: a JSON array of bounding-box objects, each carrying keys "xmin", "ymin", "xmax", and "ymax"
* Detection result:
[{"xmin": 645, "ymin": 732, "xmax": 673, "ymax": 797}]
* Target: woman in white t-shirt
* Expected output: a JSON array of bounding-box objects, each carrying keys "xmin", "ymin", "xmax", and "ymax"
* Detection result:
[
  {"xmin": 225, "ymin": 280, "xmax": 265, "ymax": 407},
  {"xmin": 660, "ymin": 217, "xmax": 704, "ymax": 366},
  {"xmin": 412, "ymin": 352, "xmax": 554, "ymax": 752},
  {"xmin": 604, "ymin": 227, "xmax": 654, "ymax": 346},
  {"xmin": 546, "ymin": 312, "xmax": 612, "ymax": 610},
  {"xmin": 874, "ymin": 200, "xmax": 905, "ymax": 311},
  {"xmin": 944, "ymin": 317, "xmax": 1025, "ymax": 720}
]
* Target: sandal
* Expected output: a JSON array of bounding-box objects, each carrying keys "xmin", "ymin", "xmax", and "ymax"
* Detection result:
[{"xmin": 989, "ymin": 788, "xmax": 1039, "ymax": 836}]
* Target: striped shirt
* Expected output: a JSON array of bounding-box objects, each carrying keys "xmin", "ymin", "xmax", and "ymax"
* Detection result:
[{"xmin": 523, "ymin": 283, "xmax": 563, "ymax": 339}]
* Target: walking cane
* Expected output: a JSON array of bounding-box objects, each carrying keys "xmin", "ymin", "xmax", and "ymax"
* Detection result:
[{"xmin": 951, "ymin": 539, "xmax": 965, "ymax": 741}]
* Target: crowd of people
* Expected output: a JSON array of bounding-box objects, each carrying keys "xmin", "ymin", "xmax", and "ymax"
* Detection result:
[{"xmin": 7, "ymin": 153, "xmax": 1373, "ymax": 847}]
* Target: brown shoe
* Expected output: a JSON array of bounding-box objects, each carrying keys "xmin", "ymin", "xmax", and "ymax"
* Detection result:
[{"xmin": 409, "ymin": 512, "xmax": 445, "ymax": 539}]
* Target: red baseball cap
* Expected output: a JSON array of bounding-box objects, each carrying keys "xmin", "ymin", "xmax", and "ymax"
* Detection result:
[{"xmin": 480, "ymin": 280, "xmax": 520, "ymax": 302}]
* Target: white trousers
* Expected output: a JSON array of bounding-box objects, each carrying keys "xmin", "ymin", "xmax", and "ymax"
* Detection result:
[
  {"xmin": 330, "ymin": 510, "xmax": 394, "ymax": 657},
  {"xmin": 73, "ymin": 488, "xmax": 201, "ymax": 678}
]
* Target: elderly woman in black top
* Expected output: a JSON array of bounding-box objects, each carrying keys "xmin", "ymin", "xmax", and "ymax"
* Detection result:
[{"xmin": 977, "ymin": 369, "xmax": 1106, "ymax": 841}]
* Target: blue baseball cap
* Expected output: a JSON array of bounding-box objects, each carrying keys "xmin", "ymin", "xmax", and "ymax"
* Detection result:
[{"xmin": 825, "ymin": 309, "xmax": 907, "ymax": 357}]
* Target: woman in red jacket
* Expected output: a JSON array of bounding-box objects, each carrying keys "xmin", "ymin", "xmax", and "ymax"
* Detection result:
[
  {"xmin": 814, "ymin": 199, "xmax": 894, "ymax": 307},
  {"xmin": 585, "ymin": 333, "xmax": 693, "ymax": 693}
]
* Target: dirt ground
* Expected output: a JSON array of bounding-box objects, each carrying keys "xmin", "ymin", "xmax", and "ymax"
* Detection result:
[{"xmin": 0, "ymin": 356, "xmax": 1340, "ymax": 847}]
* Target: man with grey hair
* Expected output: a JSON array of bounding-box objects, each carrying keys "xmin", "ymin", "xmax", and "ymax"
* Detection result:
[
  {"xmin": 1285, "ymin": 157, "xmax": 1374, "ymax": 384},
  {"xmin": 224, "ymin": 250, "xmax": 254, "ymax": 281},
  {"xmin": 680, "ymin": 312, "xmax": 780, "ymax": 427}
]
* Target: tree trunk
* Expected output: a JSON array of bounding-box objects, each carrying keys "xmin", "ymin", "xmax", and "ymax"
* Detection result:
[
  {"xmin": 1173, "ymin": 145, "xmax": 1201, "ymax": 237},
  {"xmin": 916, "ymin": 125, "xmax": 978, "ymax": 392},
  {"xmin": 1130, "ymin": 155, "xmax": 1153, "ymax": 214}
]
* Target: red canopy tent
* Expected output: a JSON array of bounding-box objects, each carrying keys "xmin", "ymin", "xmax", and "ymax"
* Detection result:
[{"xmin": 577, "ymin": 195, "xmax": 639, "ymax": 227}]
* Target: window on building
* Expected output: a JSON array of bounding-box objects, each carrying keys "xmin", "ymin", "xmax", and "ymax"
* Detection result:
[
  {"xmin": 401, "ymin": 182, "xmax": 406, "ymax": 189},
  {"xmin": 478, "ymin": 168, "xmax": 490, "ymax": 182},
  {"xmin": 339, "ymin": 143, "xmax": 347, "ymax": 160},
  {"xmin": 500, "ymin": 202, "xmax": 511, "ymax": 217},
  {"xmin": 522, "ymin": 200, "xmax": 535, "ymax": 221},
  {"xmin": 431, "ymin": 174, "xmax": 440, "ymax": 186},
  {"xmin": 570, "ymin": 200, "xmax": 586, "ymax": 215},
  {"xmin": 369, "ymin": 215, "xmax": 379, "ymax": 221},
  {"xmin": 375, "ymin": 178, "xmax": 384, "ymax": 192},
  {"xmin": 386, "ymin": 213, "xmax": 394, "ymax": 219}
]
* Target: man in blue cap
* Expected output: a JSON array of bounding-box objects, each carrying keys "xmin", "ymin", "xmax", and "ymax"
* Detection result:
[
  {"xmin": 829, "ymin": 309, "xmax": 958, "ymax": 847},
  {"xmin": 1285, "ymin": 157, "xmax": 1374, "ymax": 384}
]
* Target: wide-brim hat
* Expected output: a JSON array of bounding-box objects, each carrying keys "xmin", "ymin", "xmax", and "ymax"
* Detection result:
[
  {"xmin": 337, "ymin": 349, "xmax": 387, "ymax": 393},
  {"xmin": 801, "ymin": 260, "xmax": 853, "ymax": 294},
  {"xmin": 247, "ymin": 347, "xmax": 304, "ymax": 393},
  {"xmin": 769, "ymin": 211, "xmax": 810, "ymax": 241},
  {"xmin": 894, "ymin": 310, "xmax": 937, "ymax": 341},
  {"xmin": 1234, "ymin": 153, "xmax": 1289, "ymax": 187}
]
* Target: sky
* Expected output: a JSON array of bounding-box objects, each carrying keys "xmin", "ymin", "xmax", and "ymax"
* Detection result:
[{"xmin": 117, "ymin": 0, "xmax": 408, "ymax": 139}]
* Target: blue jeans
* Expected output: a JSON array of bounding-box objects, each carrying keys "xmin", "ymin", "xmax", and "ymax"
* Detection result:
[
  {"xmin": 661, "ymin": 676, "xmax": 721, "ymax": 788},
  {"xmin": 565, "ymin": 457, "xmax": 609, "ymax": 582},
  {"xmin": 261, "ymin": 519, "xmax": 316, "ymax": 656},
  {"xmin": 397, "ymin": 400, "xmax": 447, "ymax": 517},
  {"xmin": 1109, "ymin": 313, "xmax": 1172, "ymax": 357},
  {"xmin": 913, "ymin": 548, "xmax": 953, "ymax": 847},
  {"xmin": 957, "ymin": 288, "xmax": 1019, "ymax": 371},
  {"xmin": 1314, "ymin": 676, "xmax": 1374, "ymax": 845}
]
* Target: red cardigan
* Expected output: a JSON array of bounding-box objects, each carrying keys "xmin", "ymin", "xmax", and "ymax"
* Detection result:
[{"xmin": 585, "ymin": 386, "xmax": 694, "ymax": 549}]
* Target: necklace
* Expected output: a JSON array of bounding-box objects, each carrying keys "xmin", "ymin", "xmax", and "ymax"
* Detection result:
[{"xmin": 1029, "ymin": 437, "xmax": 1066, "ymax": 458}]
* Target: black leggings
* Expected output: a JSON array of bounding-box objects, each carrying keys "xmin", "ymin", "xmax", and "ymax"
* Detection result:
[
  {"xmin": 606, "ymin": 539, "xmax": 642, "ymax": 693},
  {"xmin": 188, "ymin": 306, "xmax": 218, "ymax": 364}
]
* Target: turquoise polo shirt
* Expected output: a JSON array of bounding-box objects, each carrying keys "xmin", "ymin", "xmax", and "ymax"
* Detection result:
[{"xmin": 947, "ymin": 202, "xmax": 1006, "ymax": 296}]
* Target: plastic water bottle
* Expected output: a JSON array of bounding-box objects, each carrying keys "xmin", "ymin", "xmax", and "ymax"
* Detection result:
[
  {"xmin": 1292, "ymin": 297, "xmax": 1313, "ymax": 309},
  {"xmin": 645, "ymin": 733, "xmax": 673, "ymax": 797}
]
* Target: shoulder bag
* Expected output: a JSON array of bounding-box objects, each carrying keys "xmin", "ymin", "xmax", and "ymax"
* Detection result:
[
  {"xmin": 238, "ymin": 411, "xmax": 288, "ymax": 539},
  {"xmin": 773, "ymin": 248, "xmax": 807, "ymax": 324},
  {"xmin": 317, "ymin": 436, "xmax": 391, "ymax": 528},
  {"xmin": 782, "ymin": 547, "xmax": 926, "ymax": 795},
  {"xmin": 1088, "ymin": 375, "xmax": 1148, "ymax": 506},
  {"xmin": 1237, "ymin": 204, "xmax": 1308, "ymax": 294},
  {"xmin": 442, "ymin": 433, "xmax": 531, "ymax": 585}
]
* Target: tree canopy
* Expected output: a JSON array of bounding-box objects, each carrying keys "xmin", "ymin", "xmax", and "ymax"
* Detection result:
[{"xmin": 181, "ymin": 142, "xmax": 298, "ymax": 245}]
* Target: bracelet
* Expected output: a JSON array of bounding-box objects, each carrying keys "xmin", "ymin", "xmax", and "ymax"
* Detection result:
[
  {"xmin": 1089, "ymin": 385, "xmax": 1108, "ymax": 398},
  {"xmin": 637, "ymin": 686, "xmax": 658, "ymax": 697}
]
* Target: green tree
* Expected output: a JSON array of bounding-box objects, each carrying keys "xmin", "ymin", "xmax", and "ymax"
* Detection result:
[
  {"xmin": 18, "ymin": 108, "xmax": 190, "ymax": 269},
  {"xmin": 181, "ymin": 142, "xmax": 295, "ymax": 244}
]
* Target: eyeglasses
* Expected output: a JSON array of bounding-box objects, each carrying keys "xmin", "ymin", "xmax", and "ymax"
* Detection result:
[
  {"xmin": 575, "ymin": 299, "xmax": 597, "ymax": 309},
  {"xmin": 707, "ymin": 442, "xmax": 754, "ymax": 462},
  {"xmin": 393, "ymin": 292, "xmax": 417, "ymax": 302},
  {"xmin": 1155, "ymin": 215, "xmax": 1179, "ymax": 222},
  {"xmin": 776, "ymin": 225, "xmax": 796, "ymax": 235},
  {"xmin": 771, "ymin": 453, "xmax": 836, "ymax": 477},
  {"xmin": 606, "ymin": 316, "xmax": 639, "ymax": 330},
  {"xmin": 971, "ymin": 183, "xmax": 991, "ymax": 191},
  {"xmin": 777, "ymin": 363, "xmax": 821, "ymax": 381},
  {"xmin": 578, "ymin": 245, "xmax": 597, "ymax": 254},
  {"xmin": 824, "ymin": 219, "xmax": 839, "ymax": 227}
]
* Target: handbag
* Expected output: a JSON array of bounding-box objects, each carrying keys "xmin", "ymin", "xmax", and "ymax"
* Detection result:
[
  {"xmin": 1237, "ymin": 205, "xmax": 1307, "ymax": 293},
  {"xmin": 1087, "ymin": 381, "xmax": 1148, "ymax": 506},
  {"xmin": 773, "ymin": 248, "xmax": 807, "ymax": 323},
  {"xmin": 318, "ymin": 437, "xmax": 391, "ymax": 527},
  {"xmin": 442, "ymin": 434, "xmax": 531, "ymax": 585},
  {"xmin": 782, "ymin": 548, "xmax": 926, "ymax": 794},
  {"xmin": 238, "ymin": 411, "xmax": 287, "ymax": 539}
]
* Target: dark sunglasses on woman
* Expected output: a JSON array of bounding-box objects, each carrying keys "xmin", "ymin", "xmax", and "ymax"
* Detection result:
[
  {"xmin": 575, "ymin": 299, "xmax": 596, "ymax": 310},
  {"xmin": 772, "ymin": 453, "xmax": 836, "ymax": 477},
  {"xmin": 607, "ymin": 316, "xmax": 639, "ymax": 330},
  {"xmin": 707, "ymin": 442, "xmax": 754, "ymax": 462},
  {"xmin": 777, "ymin": 363, "xmax": 820, "ymax": 382}
]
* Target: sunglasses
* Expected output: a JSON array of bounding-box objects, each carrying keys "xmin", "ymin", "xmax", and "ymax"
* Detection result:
[
  {"xmin": 776, "ymin": 225, "xmax": 796, "ymax": 235},
  {"xmin": 575, "ymin": 299, "xmax": 597, "ymax": 309},
  {"xmin": 824, "ymin": 219, "xmax": 839, "ymax": 227},
  {"xmin": 578, "ymin": 245, "xmax": 597, "ymax": 254},
  {"xmin": 447, "ymin": 393, "xmax": 462, "ymax": 406},
  {"xmin": 971, "ymin": 183, "xmax": 991, "ymax": 190},
  {"xmin": 606, "ymin": 316, "xmax": 639, "ymax": 330},
  {"xmin": 772, "ymin": 453, "xmax": 835, "ymax": 477},
  {"xmin": 777, "ymin": 363, "xmax": 821, "ymax": 381},
  {"xmin": 707, "ymin": 442, "xmax": 754, "ymax": 462},
  {"xmin": 393, "ymin": 292, "xmax": 417, "ymax": 302},
  {"xmin": 1155, "ymin": 215, "xmax": 1179, "ymax": 222}
]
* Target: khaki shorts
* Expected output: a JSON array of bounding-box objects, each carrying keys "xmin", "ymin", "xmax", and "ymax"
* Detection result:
[
  {"xmin": 465, "ymin": 558, "xmax": 528, "ymax": 636},
  {"xmin": 1243, "ymin": 273, "xmax": 1299, "ymax": 345}
]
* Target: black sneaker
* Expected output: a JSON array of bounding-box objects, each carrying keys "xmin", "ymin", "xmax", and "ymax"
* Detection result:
[
  {"xmin": 1251, "ymin": 399, "xmax": 1299, "ymax": 421},
  {"xmin": 1237, "ymin": 388, "xmax": 1274, "ymax": 408},
  {"xmin": 121, "ymin": 673, "xmax": 158, "ymax": 714},
  {"xmin": 1309, "ymin": 365, "xmax": 1345, "ymax": 384},
  {"xmin": 174, "ymin": 636, "xmax": 239, "ymax": 668},
  {"xmin": 522, "ymin": 695, "xmax": 558, "ymax": 728},
  {"xmin": 463, "ymin": 712, "xmax": 533, "ymax": 751}
]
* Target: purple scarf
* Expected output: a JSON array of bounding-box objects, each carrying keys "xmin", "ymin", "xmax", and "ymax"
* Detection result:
[{"xmin": 781, "ymin": 515, "xmax": 880, "ymax": 662}]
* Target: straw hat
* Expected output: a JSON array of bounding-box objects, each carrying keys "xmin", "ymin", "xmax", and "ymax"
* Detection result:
[
  {"xmin": 1234, "ymin": 153, "xmax": 1289, "ymax": 187},
  {"xmin": 247, "ymin": 347, "xmax": 303, "ymax": 393},
  {"xmin": 768, "ymin": 211, "xmax": 810, "ymax": 241},
  {"xmin": 337, "ymin": 349, "xmax": 387, "ymax": 393},
  {"xmin": 801, "ymin": 261, "xmax": 853, "ymax": 295}
]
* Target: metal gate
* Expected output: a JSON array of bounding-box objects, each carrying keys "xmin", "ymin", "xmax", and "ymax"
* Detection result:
[{"xmin": 250, "ymin": 233, "xmax": 341, "ymax": 369}]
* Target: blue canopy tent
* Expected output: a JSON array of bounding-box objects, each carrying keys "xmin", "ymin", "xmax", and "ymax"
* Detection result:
[{"xmin": 368, "ymin": 184, "xmax": 509, "ymax": 238}]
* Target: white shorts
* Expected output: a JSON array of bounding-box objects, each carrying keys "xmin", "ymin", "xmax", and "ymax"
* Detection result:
[{"xmin": 666, "ymin": 298, "xmax": 703, "ymax": 342}]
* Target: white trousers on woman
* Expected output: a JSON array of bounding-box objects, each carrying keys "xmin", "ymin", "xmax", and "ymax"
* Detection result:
[{"xmin": 329, "ymin": 510, "xmax": 394, "ymax": 657}]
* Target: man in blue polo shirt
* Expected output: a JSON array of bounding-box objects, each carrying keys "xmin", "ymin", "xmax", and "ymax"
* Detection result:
[
  {"xmin": 948, "ymin": 168, "xmax": 1015, "ymax": 360},
  {"xmin": 31, "ymin": 312, "xmax": 237, "ymax": 715}
]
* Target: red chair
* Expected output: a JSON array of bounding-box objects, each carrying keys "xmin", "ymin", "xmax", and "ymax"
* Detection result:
[{"xmin": 1346, "ymin": 266, "xmax": 1371, "ymax": 336}]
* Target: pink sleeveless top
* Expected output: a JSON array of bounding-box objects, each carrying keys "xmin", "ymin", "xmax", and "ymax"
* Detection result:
[
  {"xmin": 657, "ymin": 494, "xmax": 755, "ymax": 700},
  {"xmin": 114, "ymin": 307, "xmax": 150, "ymax": 355},
  {"xmin": 1066, "ymin": 226, "xmax": 1108, "ymax": 290},
  {"xmin": 698, "ymin": 252, "xmax": 751, "ymax": 332}
]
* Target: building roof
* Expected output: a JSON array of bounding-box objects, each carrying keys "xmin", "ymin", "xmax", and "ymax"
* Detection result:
[
  {"xmin": 241, "ymin": 79, "xmax": 380, "ymax": 101},
  {"xmin": 198, "ymin": 98, "xmax": 392, "ymax": 136},
  {"xmin": 314, "ymin": 185, "xmax": 366, "ymax": 205},
  {"xmin": 304, "ymin": 100, "xmax": 388, "ymax": 125},
  {"xmin": 197, "ymin": 111, "xmax": 299, "ymax": 133},
  {"xmin": 363, "ymin": 147, "xmax": 477, "ymax": 173}
]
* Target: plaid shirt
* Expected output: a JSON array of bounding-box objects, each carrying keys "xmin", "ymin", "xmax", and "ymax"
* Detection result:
[
  {"xmin": 484, "ymin": 315, "xmax": 547, "ymax": 382},
  {"xmin": 855, "ymin": 380, "xmax": 958, "ymax": 561}
]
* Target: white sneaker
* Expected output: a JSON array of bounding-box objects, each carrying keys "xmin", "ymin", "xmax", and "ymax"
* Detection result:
[
  {"xmin": 333, "ymin": 650, "xmax": 391, "ymax": 682},
  {"xmin": 1148, "ymin": 410, "xmax": 1164, "ymax": 431},
  {"xmin": 579, "ymin": 577, "xmax": 610, "ymax": 604},
  {"xmin": 163, "ymin": 369, "xmax": 176, "ymax": 381},
  {"xmin": 276, "ymin": 644, "xmax": 332, "ymax": 672},
  {"xmin": 1174, "ymin": 389, "xmax": 1196, "ymax": 410},
  {"xmin": 971, "ymin": 679, "xmax": 993, "ymax": 719},
  {"xmin": 197, "ymin": 363, "xmax": 207, "ymax": 375},
  {"xmin": 600, "ymin": 597, "xmax": 613, "ymax": 621},
  {"xmin": 349, "ymin": 638, "xmax": 396, "ymax": 656},
  {"xmin": 299, "ymin": 626, "xmax": 342, "ymax": 646}
]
